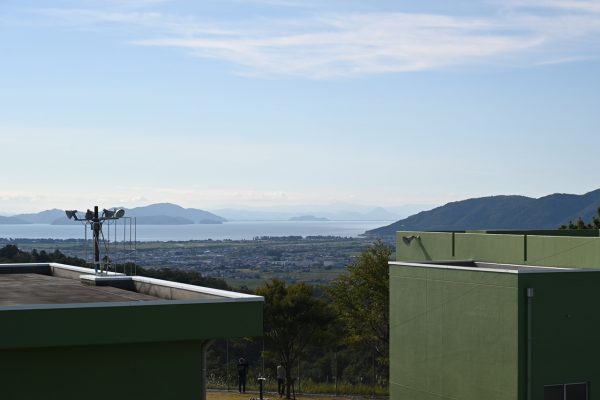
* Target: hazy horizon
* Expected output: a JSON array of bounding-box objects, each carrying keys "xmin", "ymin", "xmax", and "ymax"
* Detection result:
[{"xmin": 0, "ymin": 201, "xmax": 435, "ymax": 218}]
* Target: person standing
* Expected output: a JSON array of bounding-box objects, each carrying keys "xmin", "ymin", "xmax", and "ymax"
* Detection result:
[
  {"xmin": 237, "ymin": 358, "xmax": 249, "ymax": 393},
  {"xmin": 276, "ymin": 362, "xmax": 286, "ymax": 398}
]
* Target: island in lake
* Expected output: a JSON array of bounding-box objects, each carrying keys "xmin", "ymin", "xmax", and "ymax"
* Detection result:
[{"xmin": 288, "ymin": 215, "xmax": 329, "ymax": 221}]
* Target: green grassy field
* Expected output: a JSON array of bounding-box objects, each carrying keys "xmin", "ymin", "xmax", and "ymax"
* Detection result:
[{"xmin": 207, "ymin": 389, "xmax": 386, "ymax": 400}]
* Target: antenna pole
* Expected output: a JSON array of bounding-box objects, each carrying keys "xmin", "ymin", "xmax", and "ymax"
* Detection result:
[
  {"xmin": 93, "ymin": 206, "xmax": 100, "ymax": 274},
  {"xmin": 65, "ymin": 206, "xmax": 130, "ymax": 275}
]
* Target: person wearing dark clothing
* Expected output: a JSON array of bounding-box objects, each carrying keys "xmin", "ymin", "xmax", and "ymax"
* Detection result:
[
  {"xmin": 237, "ymin": 358, "xmax": 249, "ymax": 393},
  {"xmin": 277, "ymin": 363, "xmax": 286, "ymax": 397}
]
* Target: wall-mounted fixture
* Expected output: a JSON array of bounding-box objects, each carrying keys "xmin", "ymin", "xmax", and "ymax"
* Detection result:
[{"xmin": 402, "ymin": 235, "xmax": 420, "ymax": 245}]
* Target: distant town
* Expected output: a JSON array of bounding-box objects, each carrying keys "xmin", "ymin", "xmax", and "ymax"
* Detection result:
[{"xmin": 0, "ymin": 236, "xmax": 393, "ymax": 288}]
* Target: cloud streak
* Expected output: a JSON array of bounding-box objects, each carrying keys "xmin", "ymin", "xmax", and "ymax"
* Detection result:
[
  {"xmin": 34, "ymin": 2, "xmax": 600, "ymax": 78},
  {"xmin": 135, "ymin": 17, "xmax": 544, "ymax": 78}
]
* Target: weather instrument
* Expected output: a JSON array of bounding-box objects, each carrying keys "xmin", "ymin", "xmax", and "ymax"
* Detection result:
[{"xmin": 65, "ymin": 206, "xmax": 136, "ymax": 275}]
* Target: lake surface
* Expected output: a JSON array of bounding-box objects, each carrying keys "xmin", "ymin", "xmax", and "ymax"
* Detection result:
[{"xmin": 0, "ymin": 220, "xmax": 391, "ymax": 241}]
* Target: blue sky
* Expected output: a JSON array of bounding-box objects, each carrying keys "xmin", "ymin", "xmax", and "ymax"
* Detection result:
[{"xmin": 1, "ymin": 0, "xmax": 600, "ymax": 213}]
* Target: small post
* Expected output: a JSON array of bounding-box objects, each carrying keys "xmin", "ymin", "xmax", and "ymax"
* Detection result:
[
  {"xmin": 372, "ymin": 348, "xmax": 376, "ymax": 399},
  {"xmin": 334, "ymin": 351, "xmax": 338, "ymax": 397},
  {"xmin": 258, "ymin": 377, "xmax": 266, "ymax": 400},
  {"xmin": 93, "ymin": 206, "xmax": 100, "ymax": 274},
  {"xmin": 297, "ymin": 357, "xmax": 300, "ymax": 393},
  {"xmin": 226, "ymin": 339, "xmax": 229, "ymax": 391}
]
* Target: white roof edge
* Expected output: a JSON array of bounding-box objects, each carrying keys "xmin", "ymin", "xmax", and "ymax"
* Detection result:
[
  {"xmin": 49, "ymin": 263, "xmax": 124, "ymax": 275},
  {"xmin": 131, "ymin": 275, "xmax": 263, "ymax": 301},
  {"xmin": 389, "ymin": 261, "xmax": 520, "ymax": 274},
  {"xmin": 0, "ymin": 262, "xmax": 52, "ymax": 268},
  {"xmin": 0, "ymin": 262, "xmax": 97, "ymax": 274},
  {"xmin": 389, "ymin": 261, "xmax": 600, "ymax": 274},
  {"xmin": 1, "ymin": 263, "xmax": 262, "ymax": 302},
  {"xmin": 475, "ymin": 261, "xmax": 578, "ymax": 270}
]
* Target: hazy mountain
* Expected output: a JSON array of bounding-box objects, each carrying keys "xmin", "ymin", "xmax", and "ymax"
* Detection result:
[
  {"xmin": 213, "ymin": 206, "xmax": 401, "ymax": 221},
  {"xmin": 6, "ymin": 203, "xmax": 226, "ymax": 225},
  {"xmin": 385, "ymin": 204, "xmax": 437, "ymax": 217},
  {"xmin": 132, "ymin": 215, "xmax": 195, "ymax": 225},
  {"xmin": 124, "ymin": 203, "xmax": 226, "ymax": 224},
  {"xmin": 213, "ymin": 209, "xmax": 297, "ymax": 221},
  {"xmin": 13, "ymin": 209, "xmax": 65, "ymax": 224},
  {"xmin": 0, "ymin": 216, "xmax": 29, "ymax": 224},
  {"xmin": 367, "ymin": 189, "xmax": 600, "ymax": 236}
]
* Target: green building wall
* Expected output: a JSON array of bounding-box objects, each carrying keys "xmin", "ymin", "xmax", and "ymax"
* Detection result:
[
  {"xmin": 0, "ymin": 299, "xmax": 263, "ymax": 400},
  {"xmin": 518, "ymin": 272, "xmax": 600, "ymax": 400},
  {"xmin": 390, "ymin": 265, "xmax": 519, "ymax": 400},
  {"xmin": 1, "ymin": 340, "xmax": 205, "ymax": 400},
  {"xmin": 391, "ymin": 231, "xmax": 600, "ymax": 400},
  {"xmin": 0, "ymin": 299, "xmax": 262, "ymax": 400},
  {"xmin": 396, "ymin": 230, "xmax": 600, "ymax": 269},
  {"xmin": 0, "ymin": 259, "xmax": 264, "ymax": 400},
  {"xmin": 0, "ymin": 300, "xmax": 263, "ymax": 349},
  {"xmin": 391, "ymin": 263, "xmax": 600, "ymax": 400}
]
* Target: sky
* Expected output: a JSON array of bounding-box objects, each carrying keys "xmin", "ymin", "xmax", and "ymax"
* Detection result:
[{"xmin": 1, "ymin": 0, "xmax": 600, "ymax": 214}]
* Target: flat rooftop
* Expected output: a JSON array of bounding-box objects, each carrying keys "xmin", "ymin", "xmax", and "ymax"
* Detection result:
[
  {"xmin": 0, "ymin": 262, "xmax": 261, "ymax": 308},
  {"xmin": 389, "ymin": 260, "xmax": 600, "ymax": 274},
  {"xmin": 0, "ymin": 274, "xmax": 160, "ymax": 306},
  {"xmin": 0, "ymin": 263, "xmax": 264, "ymax": 351}
]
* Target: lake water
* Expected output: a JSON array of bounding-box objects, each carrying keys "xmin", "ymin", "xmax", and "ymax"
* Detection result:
[{"xmin": 0, "ymin": 221, "xmax": 391, "ymax": 241}]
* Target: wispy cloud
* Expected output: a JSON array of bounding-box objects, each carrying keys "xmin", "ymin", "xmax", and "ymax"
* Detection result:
[
  {"xmin": 500, "ymin": 0, "xmax": 600, "ymax": 13},
  {"xmin": 133, "ymin": 13, "xmax": 545, "ymax": 78},
  {"xmin": 31, "ymin": 1, "xmax": 600, "ymax": 78}
]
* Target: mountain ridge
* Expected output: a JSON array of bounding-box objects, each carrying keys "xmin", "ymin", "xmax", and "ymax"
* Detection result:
[
  {"xmin": 367, "ymin": 189, "xmax": 600, "ymax": 236},
  {"xmin": 1, "ymin": 203, "xmax": 226, "ymax": 225}
]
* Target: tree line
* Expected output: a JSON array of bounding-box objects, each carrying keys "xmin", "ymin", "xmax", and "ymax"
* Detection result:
[
  {"xmin": 559, "ymin": 206, "xmax": 600, "ymax": 230},
  {"xmin": 0, "ymin": 241, "xmax": 391, "ymax": 397}
]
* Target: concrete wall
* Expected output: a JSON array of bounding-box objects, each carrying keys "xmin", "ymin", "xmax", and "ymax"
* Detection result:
[
  {"xmin": 390, "ymin": 264, "xmax": 519, "ymax": 400},
  {"xmin": 0, "ymin": 340, "xmax": 205, "ymax": 400}
]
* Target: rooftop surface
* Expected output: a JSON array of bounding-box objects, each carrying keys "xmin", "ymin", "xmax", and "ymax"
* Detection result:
[
  {"xmin": 0, "ymin": 273, "xmax": 160, "ymax": 306},
  {"xmin": 0, "ymin": 263, "xmax": 264, "ymax": 351},
  {"xmin": 389, "ymin": 260, "xmax": 600, "ymax": 274},
  {"xmin": 0, "ymin": 263, "xmax": 262, "ymax": 308}
]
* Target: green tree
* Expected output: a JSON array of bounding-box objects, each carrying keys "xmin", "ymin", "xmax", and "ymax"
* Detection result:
[
  {"xmin": 257, "ymin": 279, "xmax": 334, "ymax": 399},
  {"xmin": 328, "ymin": 240, "xmax": 391, "ymax": 367},
  {"xmin": 559, "ymin": 205, "xmax": 600, "ymax": 230}
]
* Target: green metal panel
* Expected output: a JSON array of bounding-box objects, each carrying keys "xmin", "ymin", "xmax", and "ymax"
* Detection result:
[
  {"xmin": 0, "ymin": 340, "xmax": 205, "ymax": 400},
  {"xmin": 390, "ymin": 265, "xmax": 519, "ymax": 400},
  {"xmin": 0, "ymin": 300, "xmax": 263, "ymax": 349},
  {"xmin": 518, "ymin": 272, "xmax": 600, "ymax": 400},
  {"xmin": 454, "ymin": 233, "xmax": 525, "ymax": 264},
  {"xmin": 527, "ymin": 235, "xmax": 600, "ymax": 268},
  {"xmin": 485, "ymin": 230, "xmax": 600, "ymax": 237},
  {"xmin": 396, "ymin": 231, "xmax": 454, "ymax": 262},
  {"xmin": 396, "ymin": 231, "xmax": 526, "ymax": 264},
  {"xmin": 396, "ymin": 231, "xmax": 600, "ymax": 268}
]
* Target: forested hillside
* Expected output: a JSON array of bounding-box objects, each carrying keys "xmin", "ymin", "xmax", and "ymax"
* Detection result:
[{"xmin": 368, "ymin": 188, "xmax": 600, "ymax": 235}]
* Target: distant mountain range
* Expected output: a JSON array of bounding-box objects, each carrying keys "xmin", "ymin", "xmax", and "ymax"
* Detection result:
[
  {"xmin": 367, "ymin": 189, "xmax": 600, "ymax": 236},
  {"xmin": 0, "ymin": 216, "xmax": 29, "ymax": 224},
  {"xmin": 1, "ymin": 203, "xmax": 226, "ymax": 225},
  {"xmin": 0, "ymin": 202, "xmax": 430, "ymax": 225},
  {"xmin": 213, "ymin": 206, "xmax": 403, "ymax": 221}
]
